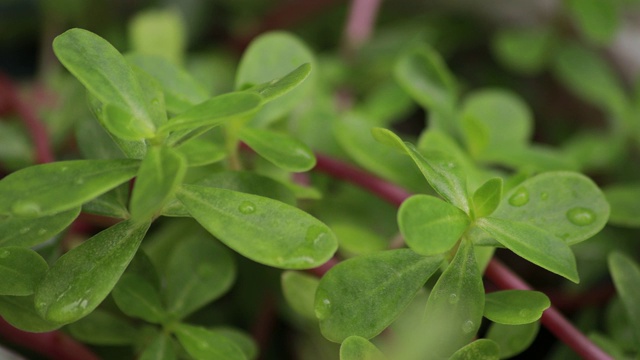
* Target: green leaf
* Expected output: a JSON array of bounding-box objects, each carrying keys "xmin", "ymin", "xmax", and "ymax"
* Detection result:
[
  {"xmin": 0, "ymin": 247, "xmax": 48, "ymax": 296},
  {"xmin": 132, "ymin": 65, "xmax": 168, "ymax": 128},
  {"xmin": 603, "ymin": 184, "xmax": 640, "ymax": 227},
  {"xmin": 477, "ymin": 217, "xmax": 579, "ymax": 283},
  {"xmin": 472, "ymin": 178, "xmax": 503, "ymax": 219},
  {"xmin": 340, "ymin": 336, "xmax": 386, "ymax": 360},
  {"xmin": 164, "ymin": 236, "xmax": 236, "ymax": 320},
  {"xmin": 492, "ymin": 28, "xmax": 555, "ymax": 74},
  {"xmin": 0, "ymin": 159, "xmax": 139, "ymax": 217},
  {"xmin": 484, "ymin": 290, "xmax": 550, "ymax": 325},
  {"xmin": 421, "ymin": 240, "xmax": 484, "ymax": 359},
  {"xmin": 0, "ymin": 207, "xmax": 79, "ymax": 247},
  {"xmin": 130, "ymin": 146, "xmax": 187, "ymax": 222},
  {"xmin": 566, "ymin": 0, "xmax": 619, "ymax": 44},
  {"xmin": 127, "ymin": 54, "xmax": 208, "ymax": 113},
  {"xmin": 210, "ymin": 327, "xmax": 258, "ymax": 360},
  {"xmin": 239, "ymin": 127, "xmax": 316, "ymax": 172},
  {"xmin": 608, "ymin": 252, "xmax": 640, "ymax": 344},
  {"xmin": 75, "ymin": 117, "xmax": 127, "ymax": 160},
  {"xmin": 372, "ymin": 128, "xmax": 470, "ymax": 213},
  {"xmin": 398, "ymin": 195, "xmax": 469, "ymax": 256},
  {"xmin": 66, "ymin": 309, "xmax": 138, "ymax": 345},
  {"xmin": 249, "ymin": 63, "xmax": 312, "ymax": 102},
  {"xmin": 176, "ymin": 138, "xmax": 226, "ymax": 167},
  {"xmin": 34, "ymin": 219, "xmax": 151, "ymax": 324},
  {"xmin": 82, "ymin": 184, "xmax": 130, "ymax": 219},
  {"xmin": 486, "ymin": 321, "xmax": 540, "ymax": 358},
  {"xmin": 281, "ymin": 271, "xmax": 320, "ymax": 321},
  {"xmin": 492, "ymin": 171, "xmax": 609, "ymax": 245},
  {"xmin": 112, "ymin": 273, "xmax": 166, "ymax": 324},
  {"xmin": 129, "ymin": 8, "xmax": 185, "ymax": 65},
  {"xmin": 53, "ymin": 28, "xmax": 156, "ymax": 140},
  {"xmin": 0, "ymin": 295, "xmax": 65, "ymax": 332},
  {"xmin": 235, "ymin": 31, "xmax": 315, "ymax": 126},
  {"xmin": 139, "ymin": 332, "xmax": 177, "ymax": 360},
  {"xmin": 315, "ymin": 249, "xmax": 442, "ymax": 342},
  {"xmin": 173, "ymin": 323, "xmax": 246, "ymax": 360},
  {"xmin": 158, "ymin": 92, "xmax": 262, "ymax": 135},
  {"xmin": 449, "ymin": 339, "xmax": 500, "ymax": 360},
  {"xmin": 332, "ymin": 223, "xmax": 388, "ymax": 258},
  {"xmin": 177, "ymin": 185, "xmax": 337, "ymax": 269}
]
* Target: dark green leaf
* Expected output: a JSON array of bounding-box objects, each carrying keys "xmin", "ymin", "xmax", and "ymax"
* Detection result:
[
  {"xmin": 340, "ymin": 336, "xmax": 386, "ymax": 360},
  {"xmin": 35, "ymin": 220, "xmax": 151, "ymax": 323},
  {"xmin": 603, "ymin": 184, "xmax": 640, "ymax": 227},
  {"xmin": 566, "ymin": 0, "xmax": 619, "ymax": 44},
  {"xmin": 210, "ymin": 327, "xmax": 258, "ymax": 360},
  {"xmin": 0, "ymin": 247, "xmax": 48, "ymax": 296},
  {"xmin": 75, "ymin": 117, "xmax": 127, "ymax": 160},
  {"xmin": 249, "ymin": 63, "xmax": 312, "ymax": 102},
  {"xmin": 66, "ymin": 309, "xmax": 138, "ymax": 345},
  {"xmin": 484, "ymin": 290, "xmax": 550, "ymax": 325},
  {"xmin": 421, "ymin": 240, "xmax": 484, "ymax": 358},
  {"xmin": 0, "ymin": 207, "xmax": 79, "ymax": 247},
  {"xmin": 492, "ymin": 28, "xmax": 555, "ymax": 74},
  {"xmin": 173, "ymin": 323, "xmax": 246, "ymax": 360},
  {"xmin": 0, "ymin": 295, "xmax": 64, "ymax": 332},
  {"xmin": 239, "ymin": 127, "xmax": 316, "ymax": 172},
  {"xmin": 164, "ymin": 236, "xmax": 236, "ymax": 320},
  {"xmin": 398, "ymin": 195, "xmax": 469, "ymax": 255},
  {"xmin": 315, "ymin": 249, "xmax": 442, "ymax": 342},
  {"xmin": 486, "ymin": 321, "xmax": 540, "ymax": 358},
  {"xmin": 281, "ymin": 271, "xmax": 320, "ymax": 321},
  {"xmin": 82, "ymin": 184, "xmax": 130, "ymax": 219},
  {"xmin": 112, "ymin": 273, "xmax": 166, "ymax": 323},
  {"xmin": 53, "ymin": 28, "xmax": 156, "ymax": 139},
  {"xmin": 472, "ymin": 178, "xmax": 503, "ymax": 219},
  {"xmin": 130, "ymin": 146, "xmax": 187, "ymax": 222},
  {"xmin": 477, "ymin": 217, "xmax": 579, "ymax": 283},
  {"xmin": 177, "ymin": 185, "xmax": 337, "ymax": 269},
  {"xmin": 139, "ymin": 332, "xmax": 177, "ymax": 360},
  {"xmin": 449, "ymin": 339, "xmax": 500, "ymax": 360},
  {"xmin": 608, "ymin": 252, "xmax": 640, "ymax": 344}
]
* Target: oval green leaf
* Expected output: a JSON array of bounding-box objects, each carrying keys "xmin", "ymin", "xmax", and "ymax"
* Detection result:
[
  {"xmin": 492, "ymin": 28, "xmax": 554, "ymax": 74},
  {"xmin": 603, "ymin": 184, "xmax": 640, "ymax": 227},
  {"xmin": 34, "ymin": 219, "xmax": 151, "ymax": 323},
  {"xmin": 398, "ymin": 195, "xmax": 470, "ymax": 256},
  {"xmin": 486, "ymin": 321, "xmax": 540, "ymax": 358},
  {"xmin": 315, "ymin": 249, "xmax": 442, "ymax": 342},
  {"xmin": 608, "ymin": 251, "xmax": 640, "ymax": 344},
  {"xmin": 340, "ymin": 336, "xmax": 386, "ymax": 360},
  {"xmin": 173, "ymin": 323, "xmax": 246, "ymax": 360},
  {"xmin": 281, "ymin": 271, "xmax": 320, "ymax": 321},
  {"xmin": 249, "ymin": 63, "xmax": 312, "ymax": 103},
  {"xmin": 66, "ymin": 308, "xmax": 139, "ymax": 345},
  {"xmin": 129, "ymin": 8, "xmax": 185, "ymax": 65},
  {"xmin": 112, "ymin": 273, "xmax": 166, "ymax": 324},
  {"xmin": 0, "ymin": 159, "xmax": 139, "ymax": 217},
  {"xmin": 472, "ymin": 178, "xmax": 503, "ymax": 219},
  {"xmin": 0, "ymin": 247, "xmax": 48, "ymax": 296},
  {"xmin": 449, "ymin": 339, "xmax": 500, "ymax": 360},
  {"xmin": 484, "ymin": 290, "xmax": 550, "ymax": 325},
  {"xmin": 239, "ymin": 127, "xmax": 316, "ymax": 172},
  {"xmin": 566, "ymin": 0, "xmax": 619, "ymax": 45},
  {"xmin": 139, "ymin": 332, "xmax": 177, "ymax": 360},
  {"xmin": 177, "ymin": 185, "xmax": 337, "ymax": 269},
  {"xmin": 0, "ymin": 207, "xmax": 80, "ymax": 247},
  {"xmin": 0, "ymin": 295, "xmax": 65, "ymax": 332}
]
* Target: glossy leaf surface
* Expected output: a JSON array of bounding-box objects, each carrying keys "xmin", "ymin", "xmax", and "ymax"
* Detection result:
[
  {"xmin": 281, "ymin": 271, "xmax": 320, "ymax": 321},
  {"xmin": 486, "ymin": 321, "xmax": 540, "ymax": 358},
  {"xmin": 0, "ymin": 207, "xmax": 79, "ymax": 247},
  {"xmin": 239, "ymin": 127, "xmax": 316, "ymax": 172},
  {"xmin": 340, "ymin": 336, "xmax": 386, "ymax": 360},
  {"xmin": 608, "ymin": 252, "xmax": 640, "ymax": 344},
  {"xmin": 66, "ymin": 309, "xmax": 138, "ymax": 345},
  {"xmin": 449, "ymin": 339, "xmax": 500, "ymax": 360},
  {"xmin": 398, "ymin": 195, "xmax": 469, "ymax": 255},
  {"xmin": 35, "ymin": 220, "xmax": 150, "ymax": 323},
  {"xmin": 484, "ymin": 290, "xmax": 550, "ymax": 325},
  {"xmin": 173, "ymin": 323, "xmax": 246, "ymax": 360},
  {"xmin": 0, "ymin": 247, "xmax": 48, "ymax": 296},
  {"xmin": 178, "ymin": 185, "xmax": 337, "ymax": 269},
  {"xmin": 472, "ymin": 178, "xmax": 502, "ymax": 219},
  {"xmin": 0, "ymin": 159, "xmax": 139, "ymax": 217},
  {"xmin": 315, "ymin": 249, "xmax": 442, "ymax": 342},
  {"xmin": 112, "ymin": 273, "xmax": 166, "ymax": 323}
]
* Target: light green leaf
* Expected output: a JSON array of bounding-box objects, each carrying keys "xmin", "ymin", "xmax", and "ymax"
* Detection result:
[
  {"xmin": 484, "ymin": 290, "xmax": 550, "ymax": 325},
  {"xmin": 66, "ymin": 309, "xmax": 138, "ymax": 345},
  {"xmin": 139, "ymin": 332, "xmax": 177, "ymax": 360},
  {"xmin": 112, "ymin": 273, "xmax": 166, "ymax": 324},
  {"xmin": 421, "ymin": 240, "xmax": 484, "ymax": 359},
  {"xmin": 332, "ymin": 223, "xmax": 388, "ymax": 258},
  {"xmin": 129, "ymin": 8, "xmax": 185, "ymax": 65},
  {"xmin": 34, "ymin": 219, "xmax": 151, "ymax": 324},
  {"xmin": 449, "ymin": 339, "xmax": 500, "ymax": 360},
  {"xmin": 132, "ymin": 65, "xmax": 168, "ymax": 128},
  {"xmin": 177, "ymin": 185, "xmax": 337, "ymax": 269},
  {"xmin": 492, "ymin": 171, "xmax": 609, "ymax": 245},
  {"xmin": 0, "ymin": 159, "xmax": 139, "ymax": 217},
  {"xmin": 492, "ymin": 28, "xmax": 555, "ymax": 74},
  {"xmin": 372, "ymin": 127, "xmax": 470, "ymax": 213},
  {"xmin": 239, "ymin": 127, "xmax": 316, "ymax": 172},
  {"xmin": 249, "ymin": 63, "xmax": 312, "ymax": 102},
  {"xmin": 158, "ymin": 92, "xmax": 262, "ymax": 135},
  {"xmin": 53, "ymin": 28, "xmax": 156, "ymax": 139},
  {"xmin": 0, "ymin": 295, "xmax": 65, "ymax": 332},
  {"xmin": 603, "ymin": 184, "xmax": 640, "ymax": 227},
  {"xmin": 235, "ymin": 31, "xmax": 315, "ymax": 126},
  {"xmin": 566, "ymin": 0, "xmax": 619, "ymax": 44},
  {"xmin": 175, "ymin": 138, "xmax": 226, "ymax": 167},
  {"xmin": 472, "ymin": 178, "xmax": 503, "ymax": 219},
  {"xmin": 608, "ymin": 252, "xmax": 640, "ymax": 344},
  {"xmin": 315, "ymin": 249, "xmax": 442, "ymax": 342},
  {"xmin": 130, "ymin": 146, "xmax": 187, "ymax": 222},
  {"xmin": 281, "ymin": 271, "xmax": 320, "ymax": 321},
  {"xmin": 486, "ymin": 145, "xmax": 578, "ymax": 172},
  {"xmin": 477, "ymin": 217, "xmax": 579, "ymax": 283},
  {"xmin": 127, "ymin": 54, "xmax": 208, "ymax": 113},
  {"xmin": 486, "ymin": 321, "xmax": 540, "ymax": 358},
  {"xmin": 340, "ymin": 336, "xmax": 386, "ymax": 360},
  {"xmin": 173, "ymin": 324, "xmax": 246, "ymax": 360},
  {"xmin": 164, "ymin": 236, "xmax": 236, "ymax": 320},
  {"xmin": 0, "ymin": 207, "xmax": 79, "ymax": 247},
  {"xmin": 398, "ymin": 195, "xmax": 469, "ymax": 256},
  {"xmin": 0, "ymin": 247, "xmax": 48, "ymax": 296}
]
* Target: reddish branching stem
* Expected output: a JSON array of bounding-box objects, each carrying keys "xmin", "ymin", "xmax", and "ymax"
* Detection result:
[{"xmin": 312, "ymin": 153, "xmax": 613, "ymax": 360}]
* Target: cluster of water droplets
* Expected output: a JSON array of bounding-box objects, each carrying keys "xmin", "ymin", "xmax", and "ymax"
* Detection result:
[{"xmin": 508, "ymin": 187, "xmax": 596, "ymax": 226}]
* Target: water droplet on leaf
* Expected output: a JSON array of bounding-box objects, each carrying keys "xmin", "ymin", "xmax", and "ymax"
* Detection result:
[
  {"xmin": 448, "ymin": 293, "xmax": 459, "ymax": 304},
  {"xmin": 305, "ymin": 225, "xmax": 328, "ymax": 247},
  {"xmin": 238, "ymin": 201, "xmax": 256, "ymax": 214},
  {"xmin": 508, "ymin": 188, "xmax": 529, "ymax": 207},
  {"xmin": 80, "ymin": 299, "xmax": 88, "ymax": 309},
  {"xmin": 315, "ymin": 297, "xmax": 331, "ymax": 320},
  {"xmin": 37, "ymin": 229, "xmax": 47, "ymax": 235},
  {"xmin": 461, "ymin": 320, "xmax": 475, "ymax": 334},
  {"xmin": 19, "ymin": 227, "xmax": 30, "ymax": 234},
  {"xmin": 12, "ymin": 201, "xmax": 41, "ymax": 217},
  {"xmin": 0, "ymin": 250, "xmax": 10, "ymax": 258},
  {"xmin": 566, "ymin": 207, "xmax": 596, "ymax": 226}
]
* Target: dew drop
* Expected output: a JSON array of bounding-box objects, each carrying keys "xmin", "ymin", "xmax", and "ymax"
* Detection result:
[
  {"xmin": 12, "ymin": 201, "xmax": 41, "ymax": 217},
  {"xmin": 448, "ymin": 293, "xmax": 459, "ymax": 304},
  {"xmin": 197, "ymin": 263, "xmax": 216, "ymax": 278},
  {"xmin": 315, "ymin": 297, "xmax": 331, "ymax": 320},
  {"xmin": 566, "ymin": 207, "xmax": 596, "ymax": 226},
  {"xmin": 80, "ymin": 299, "xmax": 88, "ymax": 309},
  {"xmin": 305, "ymin": 225, "xmax": 328, "ymax": 247},
  {"xmin": 19, "ymin": 227, "xmax": 31, "ymax": 234},
  {"xmin": 0, "ymin": 250, "xmax": 10, "ymax": 259},
  {"xmin": 238, "ymin": 201, "xmax": 256, "ymax": 214},
  {"xmin": 540, "ymin": 192, "xmax": 549, "ymax": 200},
  {"xmin": 508, "ymin": 188, "xmax": 529, "ymax": 207},
  {"xmin": 37, "ymin": 229, "xmax": 47, "ymax": 236},
  {"xmin": 461, "ymin": 320, "xmax": 475, "ymax": 334}
]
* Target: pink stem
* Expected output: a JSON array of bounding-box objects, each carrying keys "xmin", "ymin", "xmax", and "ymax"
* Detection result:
[{"xmin": 343, "ymin": 0, "xmax": 383, "ymax": 56}]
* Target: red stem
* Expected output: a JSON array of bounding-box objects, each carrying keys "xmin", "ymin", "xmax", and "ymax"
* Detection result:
[
  {"xmin": 312, "ymin": 153, "xmax": 613, "ymax": 360},
  {"xmin": 342, "ymin": 0, "xmax": 383, "ymax": 57}
]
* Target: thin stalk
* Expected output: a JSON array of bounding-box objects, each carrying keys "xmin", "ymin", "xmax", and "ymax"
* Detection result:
[{"xmin": 342, "ymin": 0, "xmax": 383, "ymax": 58}]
